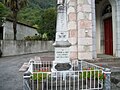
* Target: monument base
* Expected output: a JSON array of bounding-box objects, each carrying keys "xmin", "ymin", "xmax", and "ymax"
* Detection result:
[
  {"xmin": 52, "ymin": 46, "xmax": 72, "ymax": 72},
  {"xmin": 51, "ymin": 61, "xmax": 73, "ymax": 81}
]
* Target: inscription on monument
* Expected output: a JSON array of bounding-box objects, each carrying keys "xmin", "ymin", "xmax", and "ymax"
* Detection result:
[{"xmin": 55, "ymin": 48, "xmax": 69, "ymax": 61}]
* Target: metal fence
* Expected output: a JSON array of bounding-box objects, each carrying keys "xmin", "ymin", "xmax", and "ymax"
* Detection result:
[{"xmin": 23, "ymin": 60, "xmax": 111, "ymax": 90}]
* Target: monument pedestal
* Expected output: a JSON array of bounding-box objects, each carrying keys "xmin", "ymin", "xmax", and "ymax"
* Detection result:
[{"xmin": 52, "ymin": 41, "xmax": 72, "ymax": 72}]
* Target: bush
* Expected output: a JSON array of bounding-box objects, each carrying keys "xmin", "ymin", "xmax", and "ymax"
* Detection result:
[{"xmin": 24, "ymin": 33, "xmax": 49, "ymax": 41}]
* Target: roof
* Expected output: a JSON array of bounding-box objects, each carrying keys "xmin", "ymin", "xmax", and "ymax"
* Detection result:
[{"xmin": 5, "ymin": 18, "xmax": 37, "ymax": 29}]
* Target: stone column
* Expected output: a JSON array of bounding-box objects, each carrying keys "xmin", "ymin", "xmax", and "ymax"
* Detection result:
[
  {"xmin": 77, "ymin": 0, "xmax": 93, "ymax": 59},
  {"xmin": 115, "ymin": 0, "xmax": 120, "ymax": 57},
  {"xmin": 103, "ymin": 68, "xmax": 111, "ymax": 90},
  {"xmin": 67, "ymin": 0, "xmax": 78, "ymax": 60}
]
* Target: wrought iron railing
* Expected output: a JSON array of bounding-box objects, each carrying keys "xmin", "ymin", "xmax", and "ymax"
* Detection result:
[{"xmin": 23, "ymin": 60, "xmax": 111, "ymax": 90}]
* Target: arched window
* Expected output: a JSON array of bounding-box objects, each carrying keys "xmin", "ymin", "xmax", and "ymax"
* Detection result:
[{"xmin": 102, "ymin": 4, "xmax": 112, "ymax": 16}]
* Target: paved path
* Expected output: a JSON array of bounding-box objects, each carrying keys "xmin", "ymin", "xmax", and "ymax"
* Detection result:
[{"xmin": 0, "ymin": 52, "xmax": 54, "ymax": 90}]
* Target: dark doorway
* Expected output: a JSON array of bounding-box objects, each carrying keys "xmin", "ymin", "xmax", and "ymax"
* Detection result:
[
  {"xmin": 104, "ymin": 17, "xmax": 113, "ymax": 55},
  {"xmin": 0, "ymin": 27, "xmax": 3, "ymax": 40}
]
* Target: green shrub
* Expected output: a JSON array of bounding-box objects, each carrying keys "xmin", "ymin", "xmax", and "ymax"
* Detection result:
[
  {"xmin": 79, "ymin": 69, "xmax": 104, "ymax": 80},
  {"xmin": 24, "ymin": 33, "xmax": 49, "ymax": 41},
  {"xmin": 31, "ymin": 73, "xmax": 48, "ymax": 81}
]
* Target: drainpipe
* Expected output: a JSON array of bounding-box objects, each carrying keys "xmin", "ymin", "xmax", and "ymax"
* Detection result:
[
  {"xmin": 76, "ymin": 0, "xmax": 78, "ymax": 60},
  {"xmin": 92, "ymin": 0, "xmax": 97, "ymax": 59}
]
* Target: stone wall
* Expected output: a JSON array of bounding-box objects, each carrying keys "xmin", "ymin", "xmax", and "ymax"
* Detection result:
[{"xmin": 0, "ymin": 40, "xmax": 54, "ymax": 56}]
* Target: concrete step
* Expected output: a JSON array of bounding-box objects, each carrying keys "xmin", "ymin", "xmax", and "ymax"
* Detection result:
[
  {"xmin": 111, "ymin": 72, "xmax": 120, "ymax": 88},
  {"xmin": 85, "ymin": 58, "xmax": 120, "ymax": 63},
  {"xmin": 85, "ymin": 58, "xmax": 120, "ymax": 72}
]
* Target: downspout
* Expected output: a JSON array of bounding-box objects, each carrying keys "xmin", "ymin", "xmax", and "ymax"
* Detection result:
[
  {"xmin": 92, "ymin": 0, "xmax": 97, "ymax": 59},
  {"xmin": 76, "ymin": 0, "xmax": 78, "ymax": 59}
]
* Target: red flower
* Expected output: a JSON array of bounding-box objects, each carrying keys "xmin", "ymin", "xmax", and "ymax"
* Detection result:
[
  {"xmin": 104, "ymin": 74, "xmax": 106, "ymax": 79},
  {"xmin": 99, "ymin": 64, "xmax": 102, "ymax": 67}
]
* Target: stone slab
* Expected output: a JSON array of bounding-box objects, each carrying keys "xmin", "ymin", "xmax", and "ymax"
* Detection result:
[
  {"xmin": 19, "ymin": 63, "xmax": 29, "ymax": 72},
  {"xmin": 117, "ymin": 82, "xmax": 120, "ymax": 88}
]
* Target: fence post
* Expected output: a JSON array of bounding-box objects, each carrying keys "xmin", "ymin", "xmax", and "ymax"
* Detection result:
[
  {"xmin": 78, "ymin": 60, "xmax": 82, "ymax": 71},
  {"xmin": 23, "ymin": 71, "xmax": 31, "ymax": 90},
  {"xmin": 103, "ymin": 68, "xmax": 111, "ymax": 90}
]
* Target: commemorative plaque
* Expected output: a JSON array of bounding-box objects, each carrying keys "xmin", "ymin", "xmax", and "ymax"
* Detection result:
[{"xmin": 55, "ymin": 63, "xmax": 71, "ymax": 71}]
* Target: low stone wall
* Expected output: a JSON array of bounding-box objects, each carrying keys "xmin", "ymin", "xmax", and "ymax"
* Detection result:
[{"xmin": 0, "ymin": 40, "xmax": 54, "ymax": 56}]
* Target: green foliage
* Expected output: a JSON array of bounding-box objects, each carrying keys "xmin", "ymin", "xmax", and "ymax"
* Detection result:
[
  {"xmin": 3, "ymin": 0, "xmax": 27, "ymax": 40},
  {"xmin": 42, "ymin": 33, "xmax": 48, "ymax": 40},
  {"xmin": 0, "ymin": 0, "xmax": 56, "ymax": 40},
  {"xmin": 28, "ymin": 0, "xmax": 56, "ymax": 9},
  {"xmin": 32, "ymin": 73, "xmax": 47, "ymax": 81},
  {"xmin": 24, "ymin": 33, "xmax": 49, "ymax": 41},
  {"xmin": 0, "ymin": 2, "xmax": 8, "ymax": 16},
  {"xmin": 24, "ymin": 35, "xmax": 41, "ymax": 41},
  {"xmin": 79, "ymin": 69, "xmax": 104, "ymax": 80},
  {"xmin": 0, "ymin": 2, "xmax": 10, "ymax": 25},
  {"xmin": 17, "ymin": 1, "xmax": 57, "ymax": 40},
  {"xmin": 18, "ymin": 7, "xmax": 42, "ymax": 27},
  {"xmin": 38, "ymin": 7, "xmax": 57, "ymax": 40},
  {"xmin": 4, "ymin": 0, "xmax": 27, "ymax": 12}
]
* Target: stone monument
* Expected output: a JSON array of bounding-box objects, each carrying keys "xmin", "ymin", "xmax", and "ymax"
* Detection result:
[{"xmin": 52, "ymin": 0, "xmax": 72, "ymax": 72}]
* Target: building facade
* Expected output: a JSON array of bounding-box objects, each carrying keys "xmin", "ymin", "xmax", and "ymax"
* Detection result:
[
  {"xmin": 67, "ymin": 0, "xmax": 120, "ymax": 59},
  {"xmin": 1, "ymin": 19, "xmax": 38, "ymax": 40}
]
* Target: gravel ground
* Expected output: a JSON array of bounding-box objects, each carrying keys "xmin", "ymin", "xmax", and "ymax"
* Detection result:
[{"xmin": 0, "ymin": 52, "xmax": 54, "ymax": 90}]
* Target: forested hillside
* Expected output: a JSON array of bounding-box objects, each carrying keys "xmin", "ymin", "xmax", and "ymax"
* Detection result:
[
  {"xmin": 28, "ymin": 0, "xmax": 56, "ymax": 9},
  {"xmin": 0, "ymin": 0, "xmax": 56, "ymax": 40}
]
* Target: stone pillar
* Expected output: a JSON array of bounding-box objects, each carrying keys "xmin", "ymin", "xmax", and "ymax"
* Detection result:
[
  {"xmin": 67, "ymin": 0, "xmax": 78, "ymax": 60},
  {"xmin": 109, "ymin": 0, "xmax": 117, "ymax": 56},
  {"xmin": 103, "ymin": 68, "xmax": 111, "ymax": 90},
  {"xmin": 77, "ymin": 0, "xmax": 93, "ymax": 59},
  {"xmin": 115, "ymin": 0, "xmax": 120, "ymax": 57}
]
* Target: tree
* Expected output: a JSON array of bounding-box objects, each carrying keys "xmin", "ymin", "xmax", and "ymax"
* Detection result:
[
  {"xmin": 0, "ymin": 2, "xmax": 9, "ymax": 26},
  {"xmin": 28, "ymin": 0, "xmax": 56, "ymax": 9},
  {"xmin": 38, "ymin": 7, "xmax": 57, "ymax": 40},
  {"xmin": 4, "ymin": 0, "xmax": 27, "ymax": 40},
  {"xmin": 18, "ymin": 6, "xmax": 42, "ymax": 27}
]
